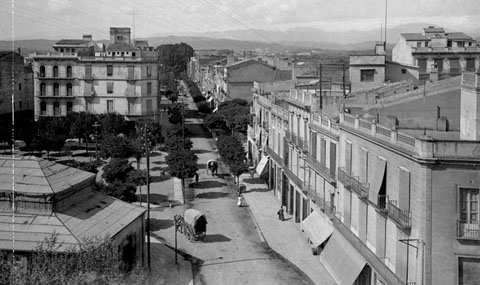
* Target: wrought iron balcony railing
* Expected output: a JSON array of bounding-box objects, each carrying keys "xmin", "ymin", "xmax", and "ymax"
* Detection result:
[
  {"xmin": 387, "ymin": 199, "xmax": 412, "ymax": 229},
  {"xmin": 337, "ymin": 167, "xmax": 369, "ymax": 199},
  {"xmin": 456, "ymin": 220, "xmax": 480, "ymax": 240}
]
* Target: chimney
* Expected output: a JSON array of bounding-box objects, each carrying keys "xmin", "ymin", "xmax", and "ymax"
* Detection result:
[
  {"xmin": 83, "ymin": 34, "xmax": 92, "ymax": 41},
  {"xmin": 460, "ymin": 71, "xmax": 480, "ymax": 140},
  {"xmin": 375, "ymin": 41, "xmax": 385, "ymax": 55}
]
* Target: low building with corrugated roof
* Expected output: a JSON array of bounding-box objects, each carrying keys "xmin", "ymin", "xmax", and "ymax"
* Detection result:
[{"xmin": 0, "ymin": 156, "xmax": 146, "ymax": 269}]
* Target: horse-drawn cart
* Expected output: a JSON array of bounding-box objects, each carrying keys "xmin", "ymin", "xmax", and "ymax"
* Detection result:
[{"xmin": 174, "ymin": 209, "xmax": 207, "ymax": 242}]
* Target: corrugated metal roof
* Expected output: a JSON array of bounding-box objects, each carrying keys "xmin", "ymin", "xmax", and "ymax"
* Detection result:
[
  {"xmin": 0, "ymin": 156, "xmax": 95, "ymax": 196},
  {"xmin": 402, "ymin": 33, "xmax": 429, "ymax": 41},
  {"xmin": 0, "ymin": 213, "xmax": 79, "ymax": 252},
  {"xmin": 56, "ymin": 192, "xmax": 145, "ymax": 240}
]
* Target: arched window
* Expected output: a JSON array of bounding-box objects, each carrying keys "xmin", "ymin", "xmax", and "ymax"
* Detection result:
[
  {"xmin": 66, "ymin": 83, "xmax": 72, "ymax": 96},
  {"xmin": 66, "ymin": 66, "xmax": 72, "ymax": 77},
  {"xmin": 40, "ymin": 83, "xmax": 46, "ymax": 96},
  {"xmin": 53, "ymin": 83, "xmax": 59, "ymax": 96},
  {"xmin": 53, "ymin": 66, "xmax": 59, "ymax": 77},
  {"xmin": 39, "ymin": 66, "xmax": 45, "ymax": 77},
  {"xmin": 54, "ymin": 102, "xmax": 60, "ymax": 116},
  {"xmin": 40, "ymin": 102, "xmax": 47, "ymax": 115},
  {"xmin": 67, "ymin": 102, "xmax": 73, "ymax": 113}
]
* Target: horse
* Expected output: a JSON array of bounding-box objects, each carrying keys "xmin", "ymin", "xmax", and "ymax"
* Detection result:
[{"xmin": 207, "ymin": 161, "xmax": 218, "ymax": 176}]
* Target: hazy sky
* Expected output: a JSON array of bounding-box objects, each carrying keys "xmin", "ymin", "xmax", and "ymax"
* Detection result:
[{"xmin": 1, "ymin": 0, "xmax": 480, "ymax": 40}]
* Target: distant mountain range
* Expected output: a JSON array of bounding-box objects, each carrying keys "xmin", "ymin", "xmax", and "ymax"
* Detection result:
[{"xmin": 2, "ymin": 23, "xmax": 479, "ymax": 55}]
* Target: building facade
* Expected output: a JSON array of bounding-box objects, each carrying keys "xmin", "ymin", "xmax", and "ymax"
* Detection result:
[
  {"xmin": 392, "ymin": 26, "xmax": 480, "ymax": 81},
  {"xmin": 249, "ymin": 71, "xmax": 480, "ymax": 284},
  {"xmin": 0, "ymin": 51, "xmax": 34, "ymax": 115},
  {"xmin": 31, "ymin": 27, "xmax": 158, "ymax": 120}
]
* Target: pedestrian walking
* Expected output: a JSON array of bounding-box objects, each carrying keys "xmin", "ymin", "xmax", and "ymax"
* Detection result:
[{"xmin": 277, "ymin": 206, "xmax": 285, "ymax": 221}]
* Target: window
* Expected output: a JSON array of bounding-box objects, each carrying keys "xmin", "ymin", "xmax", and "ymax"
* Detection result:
[
  {"xmin": 40, "ymin": 83, "xmax": 46, "ymax": 96},
  {"xmin": 19, "ymin": 83, "xmax": 22, "ymax": 90},
  {"xmin": 460, "ymin": 188, "xmax": 478, "ymax": 224},
  {"xmin": 132, "ymin": 52, "xmax": 136, "ymax": 57},
  {"xmin": 85, "ymin": 65, "xmax": 92, "ymax": 78},
  {"xmin": 360, "ymin": 69, "xmax": 375, "ymax": 82},
  {"xmin": 147, "ymin": 82, "xmax": 152, "ymax": 94},
  {"xmin": 458, "ymin": 257, "xmax": 480, "ymax": 285},
  {"xmin": 53, "ymin": 66, "xmax": 59, "ymax": 77},
  {"xmin": 450, "ymin": 58, "xmax": 460, "ymax": 75},
  {"xmin": 53, "ymin": 83, "xmax": 59, "ymax": 96},
  {"xmin": 345, "ymin": 141, "xmax": 352, "ymax": 175},
  {"xmin": 67, "ymin": 102, "xmax": 73, "ymax": 113},
  {"xmin": 107, "ymin": 65, "xmax": 113, "ymax": 76},
  {"xmin": 146, "ymin": 99, "xmax": 153, "ymax": 114},
  {"xmin": 66, "ymin": 66, "xmax": 72, "ymax": 77},
  {"xmin": 66, "ymin": 83, "xmax": 72, "ymax": 96},
  {"xmin": 19, "ymin": 101, "xmax": 22, "ymax": 109},
  {"xmin": 434, "ymin": 58, "xmax": 444, "ymax": 73},
  {"xmin": 418, "ymin": 59, "xmax": 427, "ymax": 72},
  {"xmin": 39, "ymin": 66, "xmax": 45, "ymax": 77},
  {"xmin": 54, "ymin": 102, "xmax": 60, "ymax": 116},
  {"xmin": 401, "ymin": 69, "xmax": 406, "ymax": 74},
  {"xmin": 466, "ymin": 58, "xmax": 475, "ymax": 72},
  {"xmin": 147, "ymin": 65, "xmax": 152, "ymax": 77},
  {"xmin": 107, "ymin": 82, "xmax": 114, "ymax": 94},
  {"xmin": 40, "ymin": 102, "xmax": 46, "ymax": 115},
  {"xmin": 416, "ymin": 42, "xmax": 421, "ymax": 48},
  {"xmin": 107, "ymin": 100, "xmax": 114, "ymax": 113},
  {"xmin": 128, "ymin": 100, "xmax": 135, "ymax": 115}
]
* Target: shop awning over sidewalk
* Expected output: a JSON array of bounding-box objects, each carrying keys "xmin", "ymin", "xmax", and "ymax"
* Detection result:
[
  {"xmin": 207, "ymin": 97, "xmax": 214, "ymax": 103},
  {"xmin": 300, "ymin": 210, "xmax": 333, "ymax": 248},
  {"xmin": 320, "ymin": 231, "xmax": 367, "ymax": 285},
  {"xmin": 256, "ymin": 155, "xmax": 269, "ymax": 176}
]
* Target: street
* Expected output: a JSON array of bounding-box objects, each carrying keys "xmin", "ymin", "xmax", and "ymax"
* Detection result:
[{"xmin": 149, "ymin": 94, "xmax": 314, "ymax": 285}]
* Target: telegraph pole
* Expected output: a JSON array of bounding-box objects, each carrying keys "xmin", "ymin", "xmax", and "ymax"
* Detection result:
[{"xmin": 143, "ymin": 125, "xmax": 151, "ymax": 271}]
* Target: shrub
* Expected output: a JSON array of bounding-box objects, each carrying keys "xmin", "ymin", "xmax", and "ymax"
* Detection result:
[{"xmin": 196, "ymin": 101, "xmax": 212, "ymax": 114}]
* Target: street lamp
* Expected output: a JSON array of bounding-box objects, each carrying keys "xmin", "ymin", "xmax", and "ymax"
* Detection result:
[
  {"xmin": 92, "ymin": 122, "xmax": 101, "ymax": 161},
  {"xmin": 142, "ymin": 125, "xmax": 152, "ymax": 271}
]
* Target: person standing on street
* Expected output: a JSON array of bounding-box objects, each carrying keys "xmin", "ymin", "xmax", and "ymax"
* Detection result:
[{"xmin": 277, "ymin": 206, "xmax": 285, "ymax": 221}]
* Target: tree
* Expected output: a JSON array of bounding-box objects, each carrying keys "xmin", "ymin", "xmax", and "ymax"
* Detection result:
[
  {"xmin": 164, "ymin": 135, "xmax": 192, "ymax": 153},
  {"xmin": 97, "ymin": 180, "xmax": 138, "ymax": 203},
  {"xmin": 127, "ymin": 169, "xmax": 148, "ymax": 202},
  {"xmin": 32, "ymin": 118, "xmax": 67, "ymax": 158},
  {"xmin": 99, "ymin": 135, "xmax": 133, "ymax": 159},
  {"xmin": 165, "ymin": 149, "xmax": 198, "ymax": 186},
  {"xmin": 97, "ymin": 112, "xmax": 132, "ymax": 137},
  {"xmin": 69, "ymin": 112, "xmax": 96, "ymax": 151},
  {"xmin": 204, "ymin": 113, "xmax": 227, "ymax": 130},
  {"xmin": 157, "ymin": 43, "xmax": 194, "ymax": 78},
  {"xmin": 218, "ymin": 99, "xmax": 251, "ymax": 134},
  {"xmin": 167, "ymin": 104, "xmax": 183, "ymax": 125},
  {"xmin": 0, "ymin": 233, "xmax": 147, "ymax": 285},
  {"xmin": 165, "ymin": 90, "xmax": 177, "ymax": 103},
  {"xmin": 216, "ymin": 135, "xmax": 248, "ymax": 184},
  {"xmin": 101, "ymin": 158, "xmax": 134, "ymax": 184}
]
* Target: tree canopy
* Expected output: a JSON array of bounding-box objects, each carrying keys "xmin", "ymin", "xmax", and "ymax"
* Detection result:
[
  {"xmin": 217, "ymin": 99, "xmax": 251, "ymax": 134},
  {"xmin": 157, "ymin": 43, "xmax": 194, "ymax": 78},
  {"xmin": 216, "ymin": 135, "xmax": 248, "ymax": 181},
  {"xmin": 165, "ymin": 149, "xmax": 198, "ymax": 182}
]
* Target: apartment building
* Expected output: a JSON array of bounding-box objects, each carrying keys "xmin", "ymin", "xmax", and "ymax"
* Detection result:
[
  {"xmin": 0, "ymin": 51, "xmax": 34, "ymax": 114},
  {"xmin": 249, "ymin": 72, "xmax": 480, "ymax": 284},
  {"xmin": 392, "ymin": 26, "xmax": 480, "ymax": 81},
  {"xmin": 31, "ymin": 27, "xmax": 158, "ymax": 120}
]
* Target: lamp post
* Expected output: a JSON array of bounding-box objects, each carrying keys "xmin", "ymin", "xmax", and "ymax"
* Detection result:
[
  {"xmin": 142, "ymin": 125, "xmax": 151, "ymax": 271},
  {"xmin": 92, "ymin": 122, "xmax": 101, "ymax": 161}
]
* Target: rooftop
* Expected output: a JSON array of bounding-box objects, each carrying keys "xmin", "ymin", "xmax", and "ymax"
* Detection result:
[
  {"xmin": 106, "ymin": 43, "xmax": 140, "ymax": 52},
  {"xmin": 54, "ymin": 39, "xmax": 90, "ymax": 46}
]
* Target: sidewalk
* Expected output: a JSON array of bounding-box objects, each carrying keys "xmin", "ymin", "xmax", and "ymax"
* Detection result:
[
  {"xmin": 238, "ymin": 173, "xmax": 336, "ymax": 285},
  {"xmin": 149, "ymin": 235, "xmax": 193, "ymax": 285}
]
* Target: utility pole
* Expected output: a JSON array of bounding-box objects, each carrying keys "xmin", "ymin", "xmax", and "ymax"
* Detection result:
[
  {"xmin": 319, "ymin": 64, "xmax": 323, "ymax": 111},
  {"xmin": 143, "ymin": 125, "xmax": 151, "ymax": 271}
]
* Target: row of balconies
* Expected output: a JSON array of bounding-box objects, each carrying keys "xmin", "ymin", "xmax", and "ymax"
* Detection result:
[
  {"xmin": 376, "ymin": 195, "xmax": 412, "ymax": 229},
  {"xmin": 337, "ymin": 167, "xmax": 369, "ymax": 199}
]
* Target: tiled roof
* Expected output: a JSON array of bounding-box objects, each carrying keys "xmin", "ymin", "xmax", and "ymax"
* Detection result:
[
  {"xmin": 226, "ymin": 58, "xmax": 274, "ymax": 69},
  {"xmin": 274, "ymin": 70, "xmax": 292, "ymax": 81},
  {"xmin": 424, "ymin": 27, "xmax": 445, "ymax": 33},
  {"xmin": 106, "ymin": 43, "xmax": 140, "ymax": 52},
  {"xmin": 401, "ymin": 33, "xmax": 429, "ymax": 41},
  {"xmin": 446, "ymin": 32, "xmax": 472, "ymax": 40},
  {"xmin": 55, "ymin": 39, "xmax": 90, "ymax": 46}
]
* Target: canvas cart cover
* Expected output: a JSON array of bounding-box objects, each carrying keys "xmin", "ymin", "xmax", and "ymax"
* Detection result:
[{"xmin": 184, "ymin": 209, "xmax": 207, "ymax": 226}]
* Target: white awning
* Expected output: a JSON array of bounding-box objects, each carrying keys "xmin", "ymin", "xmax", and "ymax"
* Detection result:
[
  {"xmin": 369, "ymin": 158, "xmax": 386, "ymax": 203},
  {"xmin": 207, "ymin": 97, "xmax": 214, "ymax": 103},
  {"xmin": 213, "ymin": 107, "xmax": 218, "ymax": 113},
  {"xmin": 256, "ymin": 155, "xmax": 269, "ymax": 176},
  {"xmin": 320, "ymin": 231, "xmax": 367, "ymax": 285},
  {"xmin": 300, "ymin": 210, "xmax": 333, "ymax": 248}
]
